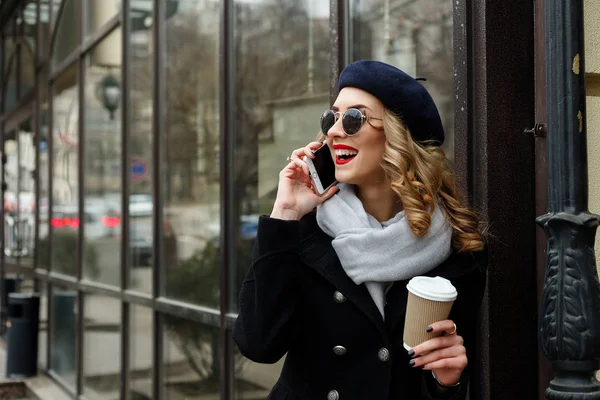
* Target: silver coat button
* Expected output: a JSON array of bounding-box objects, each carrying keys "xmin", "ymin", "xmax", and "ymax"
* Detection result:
[
  {"xmin": 378, "ymin": 347, "xmax": 390, "ymax": 362},
  {"xmin": 327, "ymin": 390, "xmax": 340, "ymax": 400},
  {"xmin": 333, "ymin": 345, "xmax": 347, "ymax": 356},
  {"xmin": 333, "ymin": 291, "xmax": 346, "ymax": 303}
]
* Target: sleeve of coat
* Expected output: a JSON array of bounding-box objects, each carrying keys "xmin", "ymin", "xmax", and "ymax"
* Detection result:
[
  {"xmin": 421, "ymin": 249, "xmax": 488, "ymax": 400},
  {"xmin": 232, "ymin": 215, "xmax": 308, "ymax": 364}
]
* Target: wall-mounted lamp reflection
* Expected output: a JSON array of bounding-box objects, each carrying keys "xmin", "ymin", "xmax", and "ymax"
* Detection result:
[{"xmin": 95, "ymin": 74, "xmax": 121, "ymax": 120}]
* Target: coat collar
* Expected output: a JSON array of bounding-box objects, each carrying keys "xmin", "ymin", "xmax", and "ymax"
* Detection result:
[
  {"xmin": 294, "ymin": 214, "xmax": 487, "ymax": 337},
  {"xmin": 296, "ymin": 225, "xmax": 388, "ymax": 337}
]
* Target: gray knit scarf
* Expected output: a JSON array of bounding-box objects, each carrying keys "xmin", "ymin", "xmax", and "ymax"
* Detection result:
[{"xmin": 316, "ymin": 183, "xmax": 453, "ymax": 319}]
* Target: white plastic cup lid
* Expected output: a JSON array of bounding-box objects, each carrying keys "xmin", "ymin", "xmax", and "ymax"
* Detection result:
[{"xmin": 406, "ymin": 276, "xmax": 457, "ymax": 302}]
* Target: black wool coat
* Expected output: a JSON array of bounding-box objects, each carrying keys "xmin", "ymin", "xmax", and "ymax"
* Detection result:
[{"xmin": 233, "ymin": 213, "xmax": 487, "ymax": 400}]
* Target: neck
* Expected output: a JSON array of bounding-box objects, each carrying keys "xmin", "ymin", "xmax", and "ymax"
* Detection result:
[{"xmin": 355, "ymin": 180, "xmax": 403, "ymax": 222}]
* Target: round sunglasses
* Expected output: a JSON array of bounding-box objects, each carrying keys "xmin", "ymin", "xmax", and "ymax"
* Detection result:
[{"xmin": 320, "ymin": 108, "xmax": 383, "ymax": 136}]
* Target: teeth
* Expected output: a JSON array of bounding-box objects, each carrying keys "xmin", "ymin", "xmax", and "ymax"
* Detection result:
[{"xmin": 335, "ymin": 150, "xmax": 358, "ymax": 157}]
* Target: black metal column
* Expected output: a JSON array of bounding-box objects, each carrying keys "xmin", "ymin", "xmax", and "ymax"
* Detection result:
[{"xmin": 537, "ymin": 0, "xmax": 600, "ymax": 398}]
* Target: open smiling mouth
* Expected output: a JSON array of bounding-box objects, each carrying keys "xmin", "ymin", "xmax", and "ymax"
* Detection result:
[{"xmin": 335, "ymin": 150, "xmax": 358, "ymax": 165}]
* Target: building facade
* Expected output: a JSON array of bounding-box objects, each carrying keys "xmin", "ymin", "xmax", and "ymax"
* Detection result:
[{"xmin": 0, "ymin": 0, "xmax": 598, "ymax": 399}]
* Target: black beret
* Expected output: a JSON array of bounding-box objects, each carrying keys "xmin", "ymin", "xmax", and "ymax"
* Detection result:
[{"xmin": 338, "ymin": 60, "xmax": 445, "ymax": 145}]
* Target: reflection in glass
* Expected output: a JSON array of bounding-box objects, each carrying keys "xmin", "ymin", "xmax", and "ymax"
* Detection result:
[
  {"xmin": 38, "ymin": 0, "xmax": 51, "ymax": 59},
  {"xmin": 3, "ymin": 18, "xmax": 16, "ymax": 110},
  {"xmin": 51, "ymin": 0, "xmax": 80, "ymax": 68},
  {"xmin": 128, "ymin": 4, "xmax": 154, "ymax": 293},
  {"xmin": 4, "ymin": 57, "xmax": 17, "ymax": 111},
  {"xmin": 50, "ymin": 286, "xmax": 78, "ymax": 388},
  {"xmin": 38, "ymin": 75, "xmax": 50, "ymax": 270},
  {"xmin": 83, "ymin": 295, "xmax": 121, "ymax": 399},
  {"xmin": 163, "ymin": 316, "xmax": 220, "ymax": 398},
  {"xmin": 130, "ymin": 306, "xmax": 153, "ymax": 399},
  {"xmin": 50, "ymin": 67, "xmax": 79, "ymax": 276},
  {"xmin": 4, "ymin": 134, "xmax": 20, "ymax": 262},
  {"xmin": 3, "ymin": 119, "xmax": 35, "ymax": 265},
  {"xmin": 37, "ymin": 282, "xmax": 48, "ymax": 370},
  {"xmin": 83, "ymin": 29, "xmax": 122, "ymax": 286},
  {"xmin": 230, "ymin": 0, "xmax": 330, "ymax": 311},
  {"xmin": 349, "ymin": 0, "xmax": 455, "ymax": 158},
  {"xmin": 86, "ymin": 0, "xmax": 119, "ymax": 37},
  {"xmin": 234, "ymin": 335, "xmax": 279, "ymax": 399},
  {"xmin": 19, "ymin": 2, "xmax": 36, "ymax": 98},
  {"xmin": 162, "ymin": 0, "xmax": 220, "ymax": 307},
  {"xmin": 18, "ymin": 118, "xmax": 36, "ymax": 265}
]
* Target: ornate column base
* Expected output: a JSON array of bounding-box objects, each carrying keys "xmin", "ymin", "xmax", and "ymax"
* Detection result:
[{"xmin": 537, "ymin": 212, "xmax": 600, "ymax": 400}]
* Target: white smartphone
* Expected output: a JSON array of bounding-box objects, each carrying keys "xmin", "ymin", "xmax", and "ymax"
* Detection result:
[{"xmin": 304, "ymin": 142, "xmax": 337, "ymax": 196}]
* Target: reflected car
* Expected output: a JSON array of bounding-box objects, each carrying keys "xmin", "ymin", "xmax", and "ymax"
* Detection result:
[{"xmin": 51, "ymin": 199, "xmax": 121, "ymax": 239}]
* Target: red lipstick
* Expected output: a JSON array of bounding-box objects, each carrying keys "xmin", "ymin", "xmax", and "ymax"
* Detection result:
[
  {"xmin": 332, "ymin": 144, "xmax": 358, "ymax": 165},
  {"xmin": 333, "ymin": 144, "xmax": 358, "ymax": 151}
]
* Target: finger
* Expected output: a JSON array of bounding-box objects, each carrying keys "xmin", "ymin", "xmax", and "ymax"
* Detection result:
[
  {"xmin": 426, "ymin": 320, "xmax": 457, "ymax": 336},
  {"xmin": 291, "ymin": 157, "xmax": 309, "ymax": 175},
  {"xmin": 422, "ymin": 356, "xmax": 468, "ymax": 371},
  {"xmin": 304, "ymin": 142, "xmax": 324, "ymax": 158},
  {"xmin": 409, "ymin": 345, "xmax": 465, "ymax": 368},
  {"xmin": 409, "ymin": 335, "xmax": 463, "ymax": 357},
  {"xmin": 318, "ymin": 185, "xmax": 339, "ymax": 202}
]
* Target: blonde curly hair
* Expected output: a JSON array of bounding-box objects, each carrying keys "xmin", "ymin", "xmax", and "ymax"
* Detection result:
[
  {"xmin": 317, "ymin": 107, "xmax": 485, "ymax": 253},
  {"xmin": 380, "ymin": 108, "xmax": 485, "ymax": 252}
]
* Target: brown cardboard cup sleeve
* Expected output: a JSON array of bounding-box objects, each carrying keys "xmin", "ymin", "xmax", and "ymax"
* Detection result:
[{"xmin": 403, "ymin": 276, "xmax": 457, "ymax": 350}]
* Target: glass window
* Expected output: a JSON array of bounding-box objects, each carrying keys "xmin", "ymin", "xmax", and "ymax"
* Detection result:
[
  {"xmin": 230, "ymin": 0, "xmax": 330, "ymax": 310},
  {"xmin": 83, "ymin": 28, "xmax": 122, "ymax": 286},
  {"xmin": 234, "ymin": 335, "xmax": 280, "ymax": 399},
  {"xmin": 51, "ymin": 0, "xmax": 80, "ymax": 68},
  {"xmin": 83, "ymin": 295, "xmax": 121, "ymax": 399},
  {"xmin": 4, "ymin": 56, "xmax": 17, "ymax": 111},
  {"xmin": 349, "ymin": 0, "xmax": 455, "ymax": 158},
  {"xmin": 129, "ymin": 3, "xmax": 154, "ymax": 293},
  {"xmin": 19, "ymin": 2, "xmax": 36, "ymax": 98},
  {"xmin": 4, "ymin": 131, "xmax": 19, "ymax": 261},
  {"xmin": 37, "ymin": 281, "xmax": 48, "ymax": 369},
  {"xmin": 50, "ymin": 66, "xmax": 79, "ymax": 276},
  {"xmin": 18, "ymin": 117, "xmax": 36, "ymax": 266},
  {"xmin": 38, "ymin": 68, "xmax": 50, "ymax": 270},
  {"xmin": 130, "ymin": 306, "xmax": 153, "ymax": 399},
  {"xmin": 85, "ymin": 0, "xmax": 119, "ymax": 37},
  {"xmin": 163, "ymin": 316, "xmax": 220, "ymax": 398},
  {"xmin": 162, "ymin": 0, "xmax": 220, "ymax": 308},
  {"xmin": 39, "ymin": 0, "xmax": 51, "ymax": 60},
  {"xmin": 50, "ymin": 286, "xmax": 78, "ymax": 387}
]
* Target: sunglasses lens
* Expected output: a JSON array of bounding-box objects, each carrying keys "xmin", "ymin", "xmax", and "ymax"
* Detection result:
[
  {"xmin": 342, "ymin": 108, "xmax": 364, "ymax": 136},
  {"xmin": 320, "ymin": 110, "xmax": 335, "ymax": 135}
]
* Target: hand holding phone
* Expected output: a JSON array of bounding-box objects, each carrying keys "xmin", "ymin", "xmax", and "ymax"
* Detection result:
[
  {"xmin": 271, "ymin": 142, "xmax": 338, "ymax": 221},
  {"xmin": 304, "ymin": 142, "xmax": 338, "ymax": 196}
]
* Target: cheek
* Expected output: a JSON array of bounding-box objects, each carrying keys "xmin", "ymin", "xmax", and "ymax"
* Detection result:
[{"xmin": 361, "ymin": 139, "xmax": 385, "ymax": 167}]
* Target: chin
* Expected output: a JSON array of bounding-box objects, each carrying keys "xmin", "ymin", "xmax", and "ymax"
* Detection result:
[{"xmin": 335, "ymin": 172, "xmax": 358, "ymax": 185}]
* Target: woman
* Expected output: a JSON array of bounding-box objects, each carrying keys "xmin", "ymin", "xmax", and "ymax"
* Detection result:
[{"xmin": 233, "ymin": 60, "xmax": 487, "ymax": 400}]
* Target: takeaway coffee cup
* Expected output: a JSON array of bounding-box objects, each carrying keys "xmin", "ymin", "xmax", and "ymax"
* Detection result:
[{"xmin": 403, "ymin": 276, "xmax": 457, "ymax": 350}]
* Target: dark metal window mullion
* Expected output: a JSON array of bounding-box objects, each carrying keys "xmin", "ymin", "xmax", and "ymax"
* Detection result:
[
  {"xmin": 219, "ymin": 0, "xmax": 235, "ymax": 398},
  {"xmin": 46, "ymin": 78, "xmax": 54, "ymax": 372},
  {"xmin": 329, "ymin": 0, "xmax": 346, "ymax": 105},
  {"xmin": 152, "ymin": 0, "xmax": 165, "ymax": 398},
  {"xmin": 16, "ymin": 5, "xmax": 22, "ymax": 101},
  {"xmin": 76, "ymin": 0, "xmax": 85, "ymax": 392},
  {"xmin": 33, "ymin": 0, "xmax": 41, "ymax": 287},
  {"xmin": 120, "ymin": 0, "xmax": 132, "ymax": 398}
]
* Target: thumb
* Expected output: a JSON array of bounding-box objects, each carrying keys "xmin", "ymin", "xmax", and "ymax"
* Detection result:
[{"xmin": 318, "ymin": 185, "xmax": 339, "ymax": 203}]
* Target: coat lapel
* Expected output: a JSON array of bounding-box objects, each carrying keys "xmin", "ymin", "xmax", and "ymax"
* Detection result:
[{"xmin": 297, "ymin": 229, "xmax": 387, "ymax": 337}]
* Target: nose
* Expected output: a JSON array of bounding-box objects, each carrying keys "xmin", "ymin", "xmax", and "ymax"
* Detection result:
[{"xmin": 326, "ymin": 115, "xmax": 347, "ymax": 138}]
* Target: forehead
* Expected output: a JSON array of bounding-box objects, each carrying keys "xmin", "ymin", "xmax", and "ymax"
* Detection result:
[{"xmin": 333, "ymin": 87, "xmax": 383, "ymax": 110}]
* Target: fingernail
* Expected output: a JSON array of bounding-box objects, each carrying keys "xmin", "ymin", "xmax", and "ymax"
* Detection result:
[
  {"xmin": 409, "ymin": 359, "xmax": 416, "ymax": 367},
  {"xmin": 426, "ymin": 326, "xmax": 433, "ymax": 333},
  {"xmin": 407, "ymin": 349, "xmax": 415, "ymax": 357}
]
